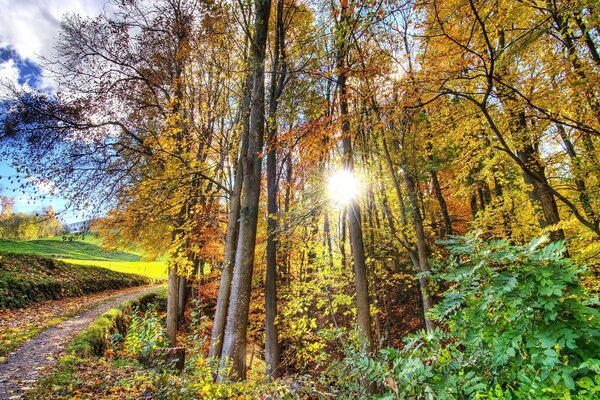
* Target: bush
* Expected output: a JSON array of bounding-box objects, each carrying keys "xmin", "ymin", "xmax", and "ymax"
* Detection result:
[
  {"xmin": 345, "ymin": 235, "xmax": 600, "ymax": 399},
  {"xmin": 123, "ymin": 304, "xmax": 167, "ymax": 356}
]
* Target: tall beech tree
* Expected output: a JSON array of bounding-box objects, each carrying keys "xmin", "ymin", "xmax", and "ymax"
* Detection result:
[
  {"xmin": 333, "ymin": 0, "xmax": 373, "ymax": 352},
  {"xmin": 265, "ymin": 0, "xmax": 288, "ymax": 379},
  {"xmin": 217, "ymin": 0, "xmax": 272, "ymax": 382}
]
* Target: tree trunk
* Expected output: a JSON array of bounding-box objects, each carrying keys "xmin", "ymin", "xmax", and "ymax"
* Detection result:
[
  {"xmin": 166, "ymin": 264, "xmax": 179, "ymax": 345},
  {"xmin": 401, "ymin": 162, "xmax": 434, "ymax": 333},
  {"xmin": 177, "ymin": 275, "xmax": 186, "ymax": 323},
  {"xmin": 217, "ymin": 0, "xmax": 271, "ymax": 382},
  {"xmin": 265, "ymin": 0, "xmax": 286, "ymax": 380},
  {"xmin": 338, "ymin": 69, "xmax": 372, "ymax": 353},
  {"xmin": 209, "ymin": 69, "xmax": 252, "ymax": 364},
  {"xmin": 516, "ymin": 138, "xmax": 564, "ymax": 242},
  {"xmin": 430, "ymin": 170, "xmax": 452, "ymax": 237}
]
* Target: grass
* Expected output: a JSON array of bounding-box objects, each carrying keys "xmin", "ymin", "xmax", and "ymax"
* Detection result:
[
  {"xmin": 0, "ymin": 235, "xmax": 167, "ymax": 279},
  {"xmin": 61, "ymin": 259, "xmax": 167, "ymax": 280},
  {"xmin": 0, "ymin": 236, "xmax": 140, "ymax": 261},
  {"xmin": 0, "ymin": 253, "xmax": 153, "ymax": 308}
]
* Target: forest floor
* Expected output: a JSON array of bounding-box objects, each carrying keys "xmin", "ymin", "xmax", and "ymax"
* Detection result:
[{"xmin": 0, "ymin": 285, "xmax": 161, "ymax": 400}]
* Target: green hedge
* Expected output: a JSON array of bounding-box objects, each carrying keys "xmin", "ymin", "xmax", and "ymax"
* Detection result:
[
  {"xmin": 67, "ymin": 289, "xmax": 167, "ymax": 358},
  {"xmin": 0, "ymin": 252, "xmax": 153, "ymax": 308}
]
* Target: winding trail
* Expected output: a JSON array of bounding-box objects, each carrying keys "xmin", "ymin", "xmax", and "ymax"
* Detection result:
[{"xmin": 0, "ymin": 285, "xmax": 161, "ymax": 399}]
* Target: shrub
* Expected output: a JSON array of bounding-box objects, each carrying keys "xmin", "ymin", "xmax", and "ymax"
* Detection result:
[
  {"xmin": 123, "ymin": 304, "xmax": 167, "ymax": 356},
  {"xmin": 67, "ymin": 289, "xmax": 166, "ymax": 358},
  {"xmin": 346, "ymin": 235, "xmax": 600, "ymax": 399}
]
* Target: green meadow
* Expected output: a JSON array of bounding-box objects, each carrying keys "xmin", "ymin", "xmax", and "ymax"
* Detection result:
[{"xmin": 0, "ymin": 235, "xmax": 166, "ymax": 279}]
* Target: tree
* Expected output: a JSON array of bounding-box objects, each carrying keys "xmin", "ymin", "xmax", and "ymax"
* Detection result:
[
  {"xmin": 1, "ymin": 0, "xmax": 238, "ymax": 343},
  {"xmin": 265, "ymin": 0, "xmax": 288, "ymax": 380},
  {"xmin": 217, "ymin": 0, "xmax": 272, "ymax": 382},
  {"xmin": 332, "ymin": 0, "xmax": 373, "ymax": 353}
]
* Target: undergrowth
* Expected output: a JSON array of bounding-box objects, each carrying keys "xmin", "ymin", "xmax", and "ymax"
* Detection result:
[{"xmin": 329, "ymin": 235, "xmax": 600, "ymax": 399}]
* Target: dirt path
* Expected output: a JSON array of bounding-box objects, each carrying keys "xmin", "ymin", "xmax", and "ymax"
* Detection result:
[{"xmin": 0, "ymin": 285, "xmax": 161, "ymax": 399}]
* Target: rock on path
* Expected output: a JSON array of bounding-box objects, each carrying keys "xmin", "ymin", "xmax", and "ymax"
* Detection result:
[{"xmin": 0, "ymin": 285, "xmax": 161, "ymax": 399}]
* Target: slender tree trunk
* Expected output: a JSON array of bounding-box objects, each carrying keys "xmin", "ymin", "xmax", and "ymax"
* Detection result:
[
  {"xmin": 324, "ymin": 212, "xmax": 335, "ymax": 269},
  {"xmin": 338, "ymin": 67, "xmax": 372, "ymax": 353},
  {"xmin": 379, "ymin": 132, "xmax": 420, "ymax": 269},
  {"xmin": 177, "ymin": 275, "xmax": 186, "ymax": 322},
  {"xmin": 425, "ymin": 133, "xmax": 452, "ymax": 237},
  {"xmin": 401, "ymin": 156, "xmax": 434, "ymax": 333},
  {"xmin": 430, "ymin": 171, "xmax": 452, "ymax": 237},
  {"xmin": 265, "ymin": 0, "xmax": 286, "ymax": 380},
  {"xmin": 209, "ymin": 71, "xmax": 252, "ymax": 364},
  {"xmin": 283, "ymin": 151, "xmax": 293, "ymax": 285},
  {"xmin": 340, "ymin": 209, "xmax": 348, "ymax": 270},
  {"xmin": 217, "ymin": 0, "xmax": 271, "ymax": 382},
  {"xmin": 166, "ymin": 264, "xmax": 179, "ymax": 345}
]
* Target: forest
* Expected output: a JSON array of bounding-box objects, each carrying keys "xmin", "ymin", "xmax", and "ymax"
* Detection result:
[{"xmin": 1, "ymin": 0, "xmax": 600, "ymax": 398}]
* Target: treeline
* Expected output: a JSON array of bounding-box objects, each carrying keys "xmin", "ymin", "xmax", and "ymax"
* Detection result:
[
  {"xmin": 0, "ymin": 0, "xmax": 598, "ymax": 397},
  {"xmin": 0, "ymin": 198, "xmax": 65, "ymax": 241}
]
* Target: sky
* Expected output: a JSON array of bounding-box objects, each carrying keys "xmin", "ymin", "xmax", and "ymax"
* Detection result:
[{"xmin": 0, "ymin": 0, "xmax": 107, "ymax": 223}]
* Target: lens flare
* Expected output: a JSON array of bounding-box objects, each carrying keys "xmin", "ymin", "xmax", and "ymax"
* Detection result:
[{"xmin": 328, "ymin": 169, "xmax": 360, "ymax": 205}]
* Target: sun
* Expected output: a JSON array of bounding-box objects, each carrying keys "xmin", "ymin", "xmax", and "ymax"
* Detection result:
[{"xmin": 328, "ymin": 169, "xmax": 361, "ymax": 205}]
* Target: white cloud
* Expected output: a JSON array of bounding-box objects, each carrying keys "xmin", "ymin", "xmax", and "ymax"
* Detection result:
[
  {"xmin": 0, "ymin": 0, "xmax": 108, "ymax": 63},
  {"xmin": 0, "ymin": 0, "xmax": 109, "ymax": 93},
  {"xmin": 0, "ymin": 58, "xmax": 21, "ymax": 98}
]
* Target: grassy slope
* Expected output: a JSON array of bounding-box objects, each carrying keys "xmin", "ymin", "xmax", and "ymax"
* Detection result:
[
  {"xmin": 0, "ymin": 253, "xmax": 153, "ymax": 308},
  {"xmin": 0, "ymin": 235, "xmax": 166, "ymax": 279},
  {"xmin": 0, "ymin": 237, "xmax": 139, "ymax": 261},
  {"xmin": 62, "ymin": 259, "xmax": 166, "ymax": 280}
]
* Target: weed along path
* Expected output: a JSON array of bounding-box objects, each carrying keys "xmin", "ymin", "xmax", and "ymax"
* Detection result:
[{"xmin": 0, "ymin": 285, "xmax": 161, "ymax": 399}]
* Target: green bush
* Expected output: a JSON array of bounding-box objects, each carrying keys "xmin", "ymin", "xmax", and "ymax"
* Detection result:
[
  {"xmin": 123, "ymin": 304, "xmax": 167, "ymax": 356},
  {"xmin": 344, "ymin": 235, "xmax": 600, "ymax": 399}
]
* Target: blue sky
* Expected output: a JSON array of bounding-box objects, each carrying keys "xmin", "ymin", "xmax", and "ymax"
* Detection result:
[{"xmin": 0, "ymin": 0, "xmax": 106, "ymax": 223}]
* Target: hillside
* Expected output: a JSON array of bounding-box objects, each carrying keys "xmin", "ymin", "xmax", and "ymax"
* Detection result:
[
  {"xmin": 0, "ymin": 252, "xmax": 153, "ymax": 309},
  {"xmin": 0, "ymin": 236, "xmax": 166, "ymax": 279},
  {"xmin": 0, "ymin": 236, "xmax": 139, "ymax": 261}
]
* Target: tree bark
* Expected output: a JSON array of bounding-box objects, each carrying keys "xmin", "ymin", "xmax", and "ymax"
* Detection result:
[
  {"xmin": 166, "ymin": 264, "xmax": 179, "ymax": 345},
  {"xmin": 208, "ymin": 67, "xmax": 252, "ymax": 365},
  {"xmin": 265, "ymin": 0, "xmax": 286, "ymax": 380},
  {"xmin": 430, "ymin": 170, "xmax": 452, "ymax": 237},
  {"xmin": 337, "ymin": 59, "xmax": 372, "ymax": 353},
  {"xmin": 401, "ymin": 164, "xmax": 434, "ymax": 333},
  {"xmin": 217, "ymin": 0, "xmax": 271, "ymax": 382},
  {"xmin": 177, "ymin": 275, "xmax": 186, "ymax": 323}
]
